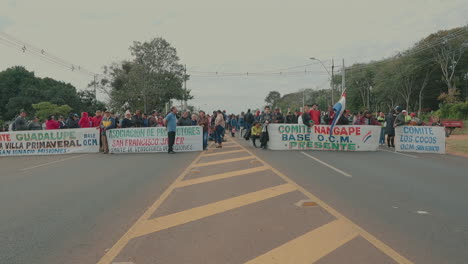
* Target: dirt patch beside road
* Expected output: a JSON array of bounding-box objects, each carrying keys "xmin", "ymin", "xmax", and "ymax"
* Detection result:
[{"xmin": 447, "ymin": 134, "xmax": 468, "ymax": 157}]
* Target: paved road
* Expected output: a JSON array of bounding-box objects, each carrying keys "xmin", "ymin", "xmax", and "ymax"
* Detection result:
[{"xmin": 0, "ymin": 139, "xmax": 467, "ymax": 263}]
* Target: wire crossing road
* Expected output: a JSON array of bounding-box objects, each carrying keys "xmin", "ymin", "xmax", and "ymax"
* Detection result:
[{"xmin": 0, "ymin": 139, "xmax": 467, "ymax": 263}]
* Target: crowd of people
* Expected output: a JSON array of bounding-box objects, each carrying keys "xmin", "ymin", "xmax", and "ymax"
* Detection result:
[{"xmin": 2, "ymin": 103, "xmax": 442, "ymax": 154}]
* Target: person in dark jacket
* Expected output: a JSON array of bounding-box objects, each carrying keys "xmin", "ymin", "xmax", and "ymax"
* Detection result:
[
  {"xmin": 28, "ymin": 116, "xmax": 42, "ymax": 130},
  {"xmin": 272, "ymin": 108, "xmax": 285, "ymax": 123},
  {"xmin": 66, "ymin": 113, "xmax": 79, "ymax": 129},
  {"xmin": 259, "ymin": 106, "xmax": 273, "ymax": 149},
  {"xmin": 178, "ymin": 111, "xmax": 192, "ymax": 126},
  {"xmin": 301, "ymin": 106, "xmax": 313, "ymax": 127},
  {"xmin": 133, "ymin": 110, "xmax": 144, "ymax": 127},
  {"xmin": 121, "ymin": 110, "xmax": 135, "ymax": 128},
  {"xmin": 13, "ymin": 110, "xmax": 28, "ymax": 131},
  {"xmin": 393, "ymin": 106, "xmax": 406, "ymax": 127},
  {"xmin": 386, "ymin": 109, "xmax": 397, "ymax": 148},
  {"xmin": 244, "ymin": 109, "xmax": 255, "ymax": 137},
  {"xmin": 285, "ymin": 109, "xmax": 297, "ymax": 124},
  {"xmin": 58, "ymin": 116, "xmax": 67, "ymax": 129},
  {"xmin": 336, "ymin": 110, "xmax": 351, "ymax": 125}
]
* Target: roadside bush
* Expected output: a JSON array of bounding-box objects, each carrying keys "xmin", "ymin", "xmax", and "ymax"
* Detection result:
[{"xmin": 437, "ymin": 102, "xmax": 468, "ymax": 120}]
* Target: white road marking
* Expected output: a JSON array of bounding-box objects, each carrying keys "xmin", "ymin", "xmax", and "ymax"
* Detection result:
[
  {"xmin": 380, "ymin": 149, "xmax": 418, "ymax": 158},
  {"xmin": 416, "ymin": 210, "xmax": 430, "ymax": 215},
  {"xmin": 20, "ymin": 154, "xmax": 89, "ymax": 171},
  {"xmin": 301, "ymin": 152, "xmax": 352, "ymax": 178}
]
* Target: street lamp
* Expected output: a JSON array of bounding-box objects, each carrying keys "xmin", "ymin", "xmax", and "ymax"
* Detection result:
[{"xmin": 310, "ymin": 57, "xmax": 335, "ymax": 104}]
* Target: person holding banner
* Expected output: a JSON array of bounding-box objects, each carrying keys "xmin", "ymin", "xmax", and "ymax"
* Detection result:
[
  {"xmin": 198, "ymin": 111, "xmax": 209, "ymax": 150},
  {"xmin": 164, "ymin": 107, "xmax": 178, "ymax": 154},
  {"xmin": 100, "ymin": 110, "xmax": 116, "ymax": 154}
]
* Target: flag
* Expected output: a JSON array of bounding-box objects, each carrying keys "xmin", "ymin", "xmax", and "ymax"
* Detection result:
[{"xmin": 330, "ymin": 91, "xmax": 346, "ymax": 136}]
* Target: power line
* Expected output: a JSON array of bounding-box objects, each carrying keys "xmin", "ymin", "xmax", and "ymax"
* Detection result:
[{"xmin": 0, "ymin": 31, "xmax": 99, "ymax": 78}]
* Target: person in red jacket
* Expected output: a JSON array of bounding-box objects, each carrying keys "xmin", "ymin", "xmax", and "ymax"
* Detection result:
[
  {"xmin": 45, "ymin": 115, "xmax": 60, "ymax": 130},
  {"xmin": 78, "ymin": 112, "xmax": 91, "ymax": 128},
  {"xmin": 92, "ymin": 110, "xmax": 103, "ymax": 127},
  {"xmin": 309, "ymin": 104, "xmax": 321, "ymax": 125}
]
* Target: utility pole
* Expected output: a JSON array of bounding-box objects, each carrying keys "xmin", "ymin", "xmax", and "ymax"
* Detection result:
[
  {"xmin": 184, "ymin": 64, "xmax": 188, "ymax": 110},
  {"xmin": 341, "ymin": 59, "xmax": 345, "ymax": 93},
  {"xmin": 93, "ymin": 75, "xmax": 97, "ymax": 102},
  {"xmin": 302, "ymin": 89, "xmax": 305, "ymax": 110},
  {"xmin": 331, "ymin": 59, "xmax": 335, "ymax": 105}
]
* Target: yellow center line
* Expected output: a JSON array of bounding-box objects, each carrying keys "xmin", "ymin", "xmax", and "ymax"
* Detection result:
[
  {"xmin": 96, "ymin": 146, "xmax": 210, "ymax": 264},
  {"xmin": 192, "ymin": 156, "xmax": 256, "ymax": 168},
  {"xmin": 201, "ymin": 149, "xmax": 247, "ymax": 157},
  {"xmin": 245, "ymin": 219, "xmax": 359, "ymax": 264},
  {"xmin": 177, "ymin": 166, "xmax": 269, "ymax": 188},
  {"xmin": 131, "ymin": 183, "xmax": 297, "ymax": 238},
  {"xmin": 232, "ymin": 138, "xmax": 414, "ymax": 264}
]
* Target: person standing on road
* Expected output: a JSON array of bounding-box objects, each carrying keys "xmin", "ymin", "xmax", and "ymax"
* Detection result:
[
  {"xmin": 386, "ymin": 109, "xmax": 397, "ymax": 148},
  {"xmin": 121, "ymin": 110, "xmax": 135, "ymax": 128},
  {"xmin": 214, "ymin": 110, "xmax": 225, "ymax": 148},
  {"xmin": 177, "ymin": 111, "xmax": 192, "ymax": 126},
  {"xmin": 301, "ymin": 106, "xmax": 313, "ymax": 127},
  {"xmin": 92, "ymin": 110, "xmax": 103, "ymax": 127},
  {"xmin": 164, "ymin": 107, "xmax": 178, "ymax": 154},
  {"xmin": 28, "ymin": 116, "xmax": 42, "ymax": 130},
  {"xmin": 133, "ymin": 110, "xmax": 144, "ymax": 127},
  {"xmin": 66, "ymin": 113, "xmax": 80, "ymax": 129},
  {"xmin": 100, "ymin": 110, "xmax": 116, "ymax": 154},
  {"xmin": 45, "ymin": 115, "xmax": 60, "ymax": 130},
  {"xmin": 377, "ymin": 112, "xmax": 386, "ymax": 145},
  {"xmin": 272, "ymin": 108, "xmax": 285, "ymax": 123},
  {"xmin": 356, "ymin": 111, "xmax": 381, "ymax": 126},
  {"xmin": 309, "ymin": 104, "xmax": 321, "ymax": 126},
  {"xmin": 13, "ymin": 110, "xmax": 28, "ymax": 131},
  {"xmin": 79, "ymin": 112, "xmax": 91, "ymax": 128},
  {"xmin": 244, "ymin": 109, "xmax": 254, "ymax": 138},
  {"xmin": 259, "ymin": 106, "xmax": 273, "ymax": 149},
  {"xmin": 394, "ymin": 107, "xmax": 406, "ymax": 127},
  {"xmin": 198, "ymin": 111, "xmax": 209, "ymax": 150}
]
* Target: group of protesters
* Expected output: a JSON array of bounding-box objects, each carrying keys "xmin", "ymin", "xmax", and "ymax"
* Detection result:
[{"xmin": 3, "ymin": 102, "xmax": 444, "ymax": 154}]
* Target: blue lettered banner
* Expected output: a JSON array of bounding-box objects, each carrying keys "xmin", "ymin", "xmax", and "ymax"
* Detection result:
[
  {"xmin": 395, "ymin": 126, "xmax": 445, "ymax": 154},
  {"xmin": 268, "ymin": 124, "xmax": 381, "ymax": 151},
  {"xmin": 0, "ymin": 128, "xmax": 100, "ymax": 156}
]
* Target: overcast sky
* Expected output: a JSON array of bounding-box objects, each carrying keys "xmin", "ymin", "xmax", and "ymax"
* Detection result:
[{"xmin": 1, "ymin": 0, "xmax": 467, "ymax": 113}]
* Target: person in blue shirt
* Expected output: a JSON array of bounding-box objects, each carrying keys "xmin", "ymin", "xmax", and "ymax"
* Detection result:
[{"xmin": 164, "ymin": 107, "xmax": 178, "ymax": 154}]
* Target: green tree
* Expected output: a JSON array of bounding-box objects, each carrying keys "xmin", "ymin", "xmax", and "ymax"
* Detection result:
[
  {"xmin": 101, "ymin": 37, "xmax": 190, "ymax": 113},
  {"xmin": 265, "ymin": 91, "xmax": 281, "ymax": 108},
  {"xmin": 32, "ymin": 102, "xmax": 72, "ymax": 121}
]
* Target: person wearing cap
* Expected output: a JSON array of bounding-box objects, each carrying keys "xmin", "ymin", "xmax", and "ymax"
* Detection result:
[
  {"xmin": 100, "ymin": 110, "xmax": 116, "ymax": 154},
  {"xmin": 66, "ymin": 113, "xmax": 80, "ymax": 129},
  {"xmin": 164, "ymin": 106, "xmax": 178, "ymax": 154},
  {"xmin": 408, "ymin": 113, "xmax": 422, "ymax": 126},
  {"xmin": 403, "ymin": 110, "xmax": 411, "ymax": 123},
  {"xmin": 394, "ymin": 106, "xmax": 407, "ymax": 127},
  {"xmin": 28, "ymin": 116, "xmax": 42, "ymax": 130},
  {"xmin": 13, "ymin": 110, "xmax": 28, "ymax": 131},
  {"xmin": 121, "ymin": 110, "xmax": 135, "ymax": 128},
  {"xmin": 272, "ymin": 108, "xmax": 285, "ymax": 123}
]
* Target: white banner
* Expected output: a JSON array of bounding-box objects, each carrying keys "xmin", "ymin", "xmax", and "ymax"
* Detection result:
[
  {"xmin": 268, "ymin": 124, "xmax": 381, "ymax": 151},
  {"xmin": 395, "ymin": 126, "xmax": 446, "ymax": 154},
  {"xmin": 0, "ymin": 128, "xmax": 100, "ymax": 156},
  {"xmin": 107, "ymin": 126, "xmax": 202, "ymax": 153}
]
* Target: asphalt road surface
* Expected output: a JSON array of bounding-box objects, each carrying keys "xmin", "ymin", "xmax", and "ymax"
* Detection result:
[{"xmin": 0, "ymin": 138, "xmax": 467, "ymax": 264}]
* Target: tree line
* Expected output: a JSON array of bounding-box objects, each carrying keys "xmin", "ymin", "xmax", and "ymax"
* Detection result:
[{"xmin": 266, "ymin": 25, "xmax": 468, "ymax": 118}]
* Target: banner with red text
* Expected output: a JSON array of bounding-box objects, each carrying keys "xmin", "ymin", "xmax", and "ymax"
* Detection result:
[
  {"xmin": 0, "ymin": 128, "xmax": 100, "ymax": 156},
  {"xmin": 268, "ymin": 124, "xmax": 380, "ymax": 151},
  {"xmin": 106, "ymin": 126, "xmax": 202, "ymax": 153}
]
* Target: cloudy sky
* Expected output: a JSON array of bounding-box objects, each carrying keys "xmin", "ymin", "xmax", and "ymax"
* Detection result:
[{"xmin": 1, "ymin": 0, "xmax": 467, "ymax": 113}]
